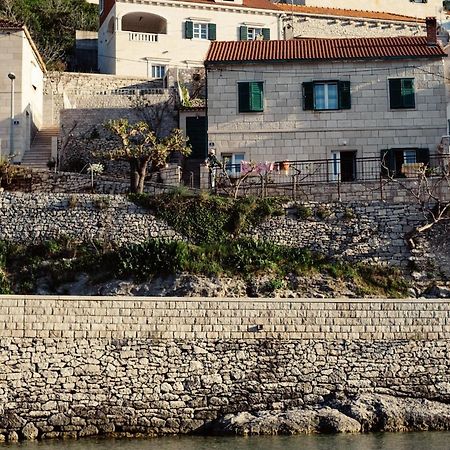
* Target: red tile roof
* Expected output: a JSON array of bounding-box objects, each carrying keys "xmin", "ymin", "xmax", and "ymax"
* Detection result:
[
  {"xmin": 276, "ymin": 4, "xmax": 425, "ymax": 23},
  {"xmin": 205, "ymin": 37, "xmax": 446, "ymax": 64},
  {"xmin": 172, "ymin": 0, "xmax": 424, "ymax": 23}
]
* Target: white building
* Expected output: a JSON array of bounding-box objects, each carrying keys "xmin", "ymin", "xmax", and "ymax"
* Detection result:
[
  {"xmin": 98, "ymin": 0, "xmax": 428, "ymax": 78},
  {"xmin": 205, "ymin": 18, "xmax": 447, "ymax": 180},
  {"xmin": 0, "ymin": 19, "xmax": 46, "ymax": 163}
]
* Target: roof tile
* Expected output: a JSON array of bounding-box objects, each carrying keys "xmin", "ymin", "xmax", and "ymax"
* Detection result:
[{"xmin": 205, "ymin": 37, "xmax": 446, "ymax": 63}]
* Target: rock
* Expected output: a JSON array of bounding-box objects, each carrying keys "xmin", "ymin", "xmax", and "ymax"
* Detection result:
[
  {"xmin": 7, "ymin": 431, "xmax": 19, "ymax": 442},
  {"xmin": 317, "ymin": 408, "xmax": 361, "ymax": 433},
  {"xmin": 22, "ymin": 422, "xmax": 39, "ymax": 441},
  {"xmin": 78, "ymin": 425, "xmax": 99, "ymax": 437},
  {"xmin": 331, "ymin": 394, "xmax": 450, "ymax": 432},
  {"xmin": 49, "ymin": 413, "xmax": 70, "ymax": 427}
]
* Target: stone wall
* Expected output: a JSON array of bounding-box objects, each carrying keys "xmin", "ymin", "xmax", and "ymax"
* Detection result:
[
  {"xmin": 207, "ymin": 58, "xmax": 447, "ymax": 163},
  {"xmin": 0, "ymin": 192, "xmax": 425, "ymax": 265},
  {"xmin": 1, "ymin": 296, "xmax": 450, "ymax": 441},
  {"xmin": 0, "ymin": 192, "xmax": 180, "ymax": 246}
]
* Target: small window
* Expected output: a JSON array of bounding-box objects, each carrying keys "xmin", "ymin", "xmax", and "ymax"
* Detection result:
[
  {"xmin": 381, "ymin": 148, "xmax": 429, "ymax": 177},
  {"xmin": 239, "ymin": 26, "xmax": 270, "ymax": 41},
  {"xmin": 223, "ymin": 153, "xmax": 245, "ymax": 175},
  {"xmin": 238, "ymin": 81, "xmax": 264, "ymax": 113},
  {"xmin": 99, "ymin": 0, "xmax": 104, "ymax": 14},
  {"xmin": 389, "ymin": 78, "xmax": 415, "ymax": 109},
  {"xmin": 193, "ymin": 23, "xmax": 208, "ymax": 39},
  {"xmin": 303, "ymin": 81, "xmax": 351, "ymax": 111},
  {"xmin": 151, "ymin": 65, "xmax": 166, "ymax": 79},
  {"xmin": 185, "ymin": 21, "xmax": 216, "ymax": 40}
]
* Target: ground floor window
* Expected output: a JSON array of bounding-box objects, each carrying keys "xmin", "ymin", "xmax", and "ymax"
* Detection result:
[
  {"xmin": 151, "ymin": 65, "xmax": 166, "ymax": 79},
  {"xmin": 381, "ymin": 148, "xmax": 429, "ymax": 177},
  {"xmin": 222, "ymin": 153, "xmax": 245, "ymax": 175}
]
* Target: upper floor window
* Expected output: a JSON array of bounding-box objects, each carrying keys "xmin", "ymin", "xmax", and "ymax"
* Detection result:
[
  {"xmin": 239, "ymin": 26, "xmax": 270, "ymax": 41},
  {"xmin": 302, "ymin": 81, "xmax": 351, "ymax": 111},
  {"xmin": 238, "ymin": 81, "xmax": 264, "ymax": 113},
  {"xmin": 185, "ymin": 21, "xmax": 216, "ymax": 40},
  {"xmin": 389, "ymin": 78, "xmax": 415, "ymax": 109}
]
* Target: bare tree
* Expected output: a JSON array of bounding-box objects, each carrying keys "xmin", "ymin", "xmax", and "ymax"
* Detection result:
[
  {"xmin": 97, "ymin": 119, "xmax": 191, "ymax": 194},
  {"xmin": 381, "ymin": 155, "xmax": 450, "ymax": 233}
]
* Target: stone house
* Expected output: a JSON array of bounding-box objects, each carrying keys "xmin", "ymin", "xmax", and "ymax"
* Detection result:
[
  {"xmin": 0, "ymin": 19, "xmax": 46, "ymax": 163},
  {"xmin": 204, "ymin": 18, "xmax": 447, "ymax": 181},
  {"xmin": 97, "ymin": 0, "xmax": 428, "ymax": 78}
]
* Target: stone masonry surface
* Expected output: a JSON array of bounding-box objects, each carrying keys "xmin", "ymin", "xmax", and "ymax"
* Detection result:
[
  {"xmin": 0, "ymin": 192, "xmax": 424, "ymax": 265},
  {"xmin": 1, "ymin": 296, "xmax": 450, "ymax": 440},
  {"xmin": 0, "ymin": 192, "xmax": 180, "ymax": 245}
]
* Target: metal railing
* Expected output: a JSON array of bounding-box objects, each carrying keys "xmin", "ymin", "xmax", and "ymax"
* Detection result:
[{"xmin": 211, "ymin": 154, "xmax": 449, "ymax": 198}]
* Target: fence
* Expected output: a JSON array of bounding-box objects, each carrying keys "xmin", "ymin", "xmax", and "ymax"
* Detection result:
[{"xmin": 211, "ymin": 154, "xmax": 450, "ymax": 202}]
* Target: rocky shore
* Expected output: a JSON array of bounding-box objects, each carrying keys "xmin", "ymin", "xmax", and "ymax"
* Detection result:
[{"xmin": 208, "ymin": 394, "xmax": 450, "ymax": 435}]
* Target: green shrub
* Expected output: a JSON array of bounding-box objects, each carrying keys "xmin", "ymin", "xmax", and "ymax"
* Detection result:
[{"xmin": 296, "ymin": 204, "xmax": 313, "ymax": 220}]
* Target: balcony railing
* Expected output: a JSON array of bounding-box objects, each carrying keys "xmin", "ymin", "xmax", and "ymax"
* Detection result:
[{"xmin": 128, "ymin": 32, "xmax": 159, "ymax": 42}]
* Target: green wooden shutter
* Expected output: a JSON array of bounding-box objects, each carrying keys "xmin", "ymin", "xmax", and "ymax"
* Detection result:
[
  {"xmin": 338, "ymin": 81, "xmax": 351, "ymax": 110},
  {"xmin": 208, "ymin": 23, "xmax": 216, "ymax": 41},
  {"xmin": 302, "ymin": 82, "xmax": 314, "ymax": 110},
  {"xmin": 416, "ymin": 148, "xmax": 430, "ymax": 165},
  {"xmin": 239, "ymin": 26, "xmax": 248, "ymax": 41},
  {"xmin": 185, "ymin": 21, "xmax": 193, "ymax": 39},
  {"xmin": 401, "ymin": 79, "xmax": 415, "ymax": 108},
  {"xmin": 380, "ymin": 149, "xmax": 395, "ymax": 177},
  {"xmin": 389, "ymin": 79, "xmax": 402, "ymax": 109},
  {"xmin": 262, "ymin": 28, "xmax": 270, "ymax": 40},
  {"xmin": 238, "ymin": 82, "xmax": 250, "ymax": 112},
  {"xmin": 249, "ymin": 81, "xmax": 264, "ymax": 112}
]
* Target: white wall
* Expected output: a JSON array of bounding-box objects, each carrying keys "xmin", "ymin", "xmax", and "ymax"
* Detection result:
[
  {"xmin": 0, "ymin": 30, "xmax": 43, "ymax": 162},
  {"xmin": 206, "ymin": 58, "xmax": 447, "ymax": 163},
  {"xmin": 304, "ymin": 0, "xmax": 445, "ymax": 19},
  {"xmin": 98, "ymin": 1, "xmax": 280, "ymax": 76}
]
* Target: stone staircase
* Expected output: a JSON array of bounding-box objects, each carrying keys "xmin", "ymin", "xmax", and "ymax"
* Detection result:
[{"xmin": 21, "ymin": 126, "xmax": 59, "ymax": 169}]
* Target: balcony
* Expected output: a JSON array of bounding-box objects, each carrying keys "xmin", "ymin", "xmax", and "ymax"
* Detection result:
[{"xmin": 128, "ymin": 32, "xmax": 159, "ymax": 43}]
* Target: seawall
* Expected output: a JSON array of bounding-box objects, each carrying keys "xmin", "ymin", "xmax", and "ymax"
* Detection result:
[{"xmin": 1, "ymin": 296, "xmax": 450, "ymax": 440}]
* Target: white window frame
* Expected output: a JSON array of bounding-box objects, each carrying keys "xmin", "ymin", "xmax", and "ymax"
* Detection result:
[
  {"xmin": 247, "ymin": 27, "xmax": 263, "ymax": 40},
  {"xmin": 403, "ymin": 150, "xmax": 417, "ymax": 165},
  {"xmin": 223, "ymin": 153, "xmax": 245, "ymax": 175},
  {"xmin": 99, "ymin": 0, "xmax": 104, "ymax": 14},
  {"xmin": 151, "ymin": 65, "xmax": 166, "ymax": 79},
  {"xmin": 314, "ymin": 82, "xmax": 338, "ymax": 111},
  {"xmin": 193, "ymin": 22, "xmax": 209, "ymax": 40}
]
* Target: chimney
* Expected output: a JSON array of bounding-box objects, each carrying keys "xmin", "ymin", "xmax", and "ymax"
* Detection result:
[{"xmin": 426, "ymin": 17, "xmax": 437, "ymax": 46}]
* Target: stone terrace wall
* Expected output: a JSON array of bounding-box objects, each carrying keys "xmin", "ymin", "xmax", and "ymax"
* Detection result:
[
  {"xmin": 0, "ymin": 192, "xmax": 424, "ymax": 265},
  {"xmin": 1, "ymin": 296, "xmax": 450, "ymax": 440},
  {"xmin": 0, "ymin": 192, "xmax": 179, "ymax": 245}
]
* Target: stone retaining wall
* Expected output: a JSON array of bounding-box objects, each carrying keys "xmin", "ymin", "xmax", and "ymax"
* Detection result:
[
  {"xmin": 0, "ymin": 192, "xmax": 424, "ymax": 265},
  {"xmin": 1, "ymin": 296, "xmax": 450, "ymax": 441},
  {"xmin": 0, "ymin": 192, "xmax": 179, "ymax": 245}
]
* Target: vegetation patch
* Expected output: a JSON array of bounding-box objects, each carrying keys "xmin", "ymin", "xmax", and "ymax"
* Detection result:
[
  {"xmin": 0, "ymin": 237, "xmax": 408, "ymax": 298},
  {"xmin": 129, "ymin": 192, "xmax": 285, "ymax": 244}
]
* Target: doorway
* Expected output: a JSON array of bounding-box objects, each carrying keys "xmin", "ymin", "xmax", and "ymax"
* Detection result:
[{"xmin": 330, "ymin": 151, "xmax": 357, "ymax": 182}]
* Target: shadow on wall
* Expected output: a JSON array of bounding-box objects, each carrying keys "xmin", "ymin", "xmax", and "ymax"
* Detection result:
[{"xmin": 59, "ymin": 100, "xmax": 178, "ymax": 175}]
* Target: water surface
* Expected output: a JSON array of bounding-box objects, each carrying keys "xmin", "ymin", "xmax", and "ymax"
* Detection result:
[{"xmin": 2, "ymin": 433, "xmax": 450, "ymax": 450}]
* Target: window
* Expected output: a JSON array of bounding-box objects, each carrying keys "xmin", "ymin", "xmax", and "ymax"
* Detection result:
[
  {"xmin": 185, "ymin": 21, "xmax": 216, "ymax": 40},
  {"xmin": 381, "ymin": 148, "xmax": 429, "ymax": 177},
  {"xmin": 303, "ymin": 81, "xmax": 351, "ymax": 111},
  {"xmin": 223, "ymin": 153, "xmax": 245, "ymax": 175},
  {"xmin": 330, "ymin": 151, "xmax": 357, "ymax": 182},
  {"xmin": 239, "ymin": 26, "xmax": 270, "ymax": 41},
  {"xmin": 238, "ymin": 82, "xmax": 264, "ymax": 113},
  {"xmin": 99, "ymin": 0, "xmax": 104, "ymax": 14},
  {"xmin": 389, "ymin": 78, "xmax": 415, "ymax": 109},
  {"xmin": 410, "ymin": 0, "xmax": 427, "ymax": 3},
  {"xmin": 151, "ymin": 65, "xmax": 166, "ymax": 79}
]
